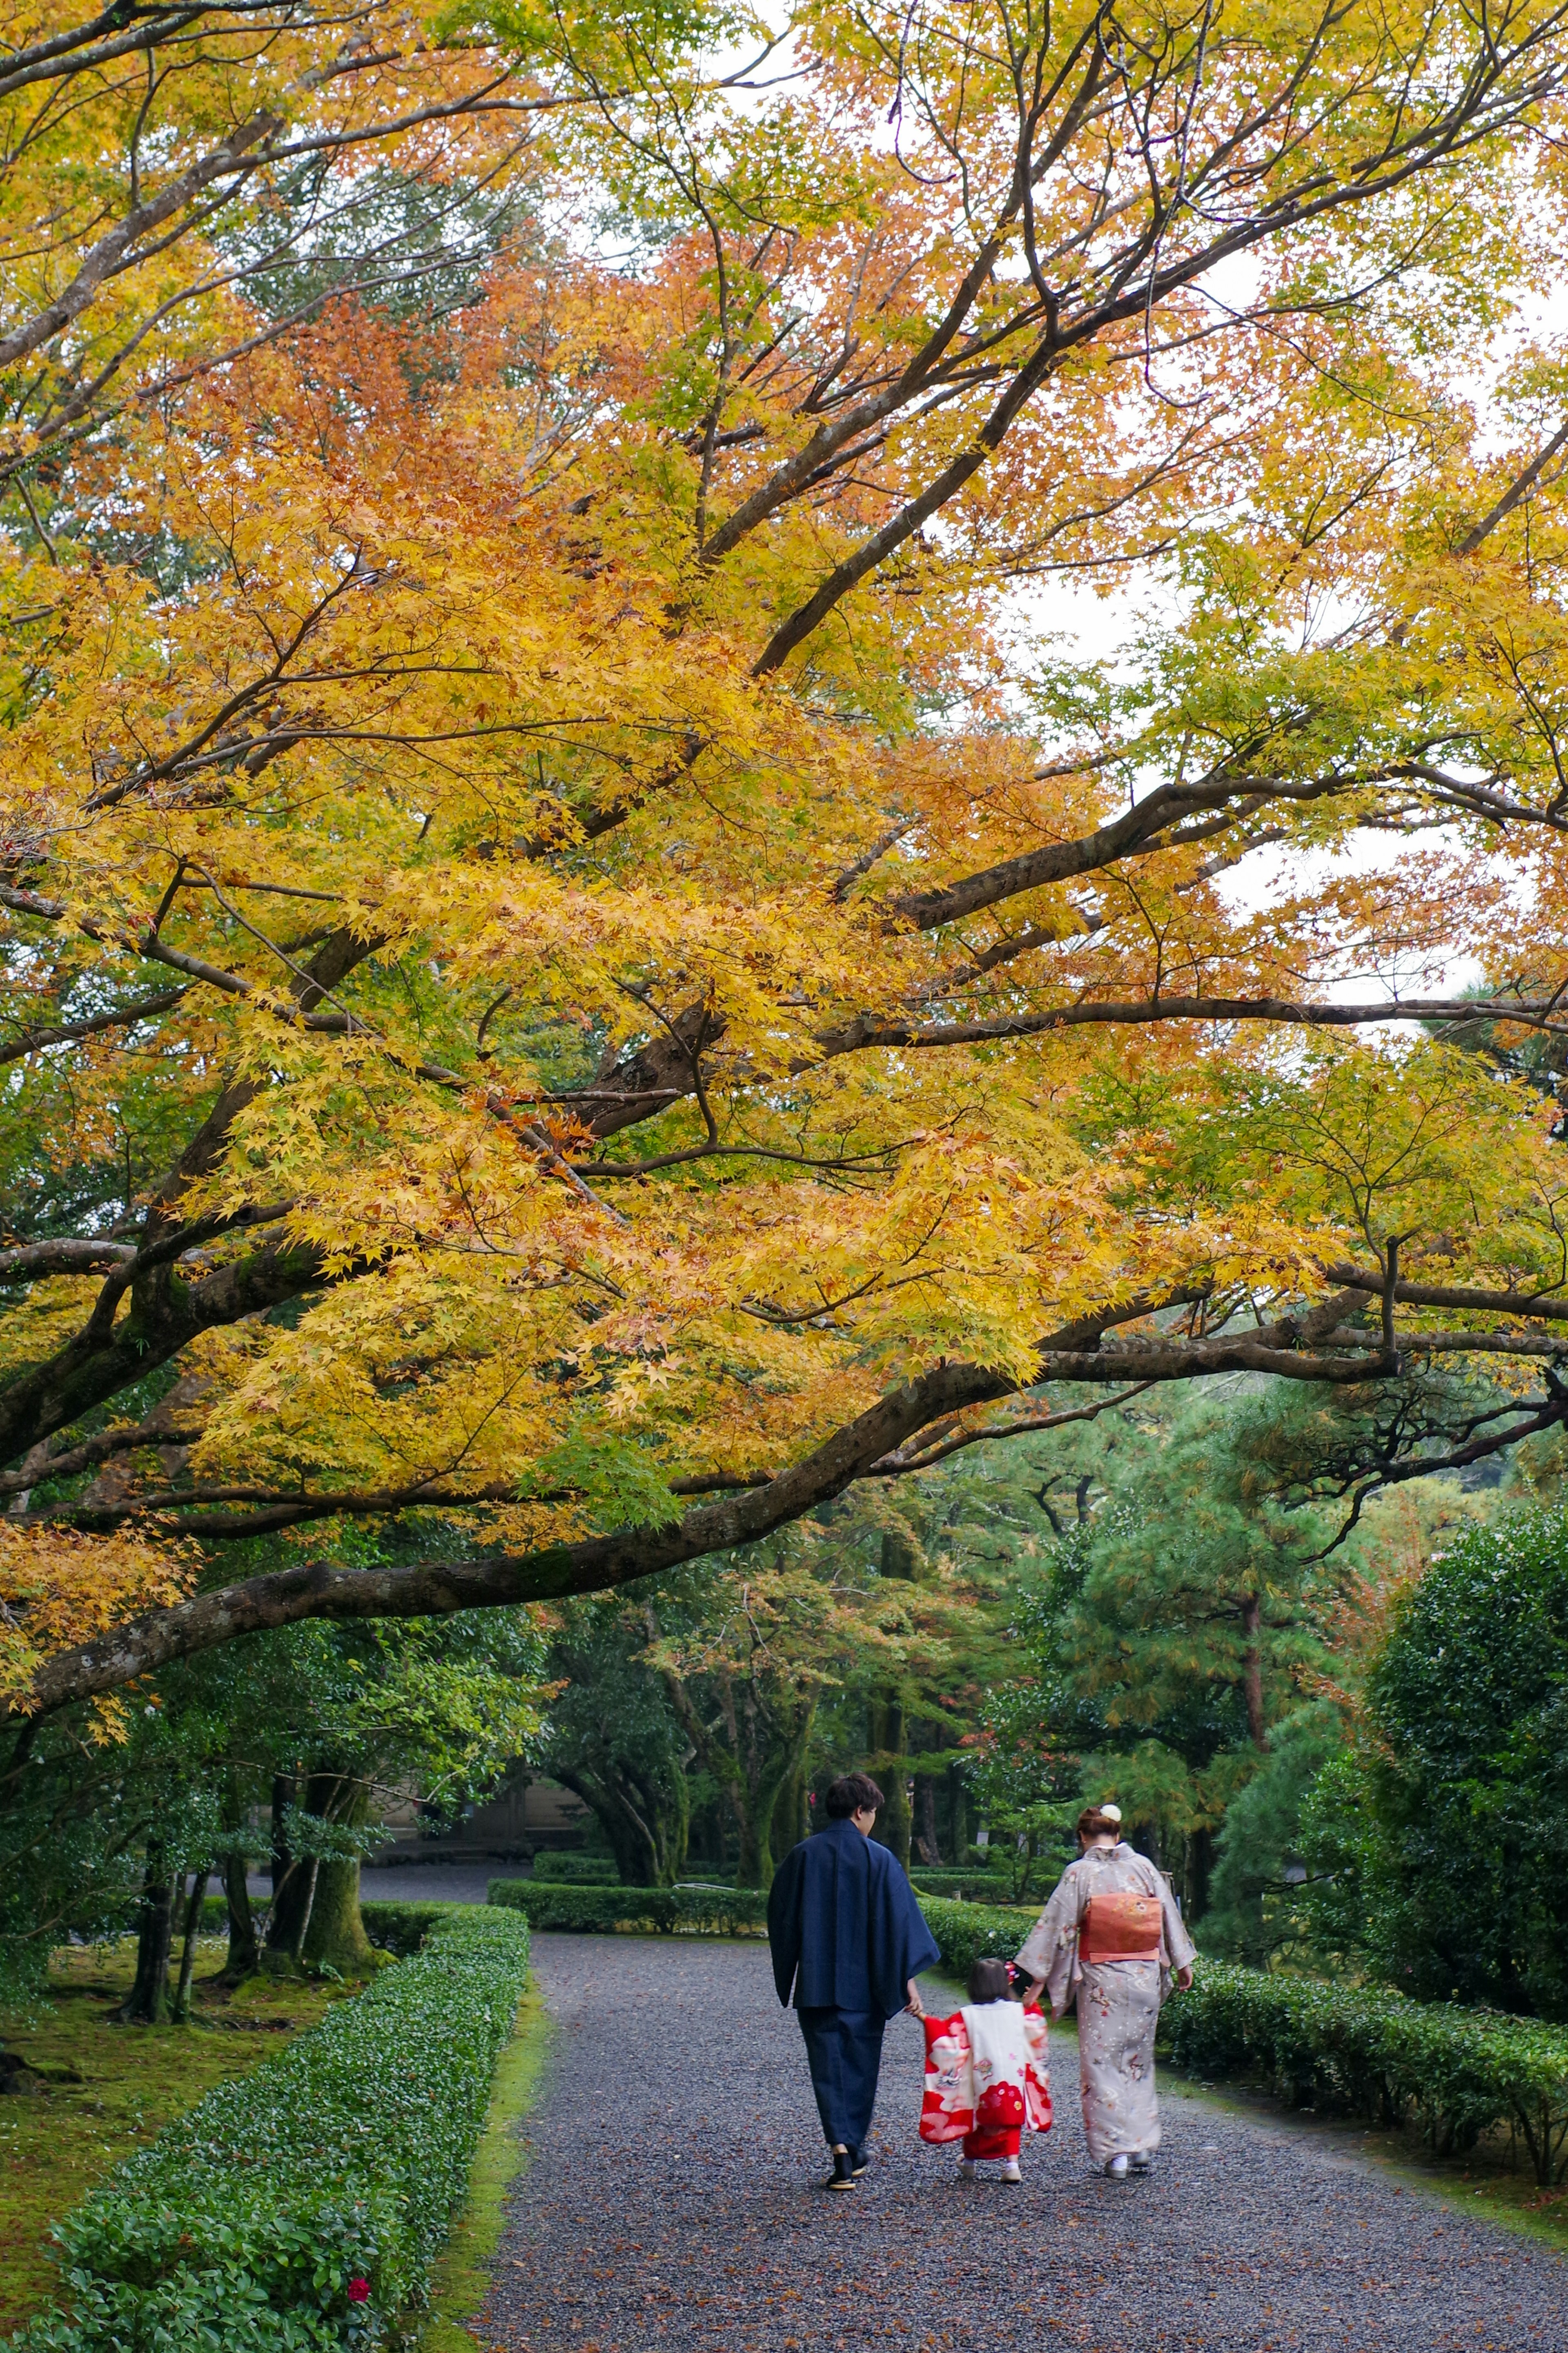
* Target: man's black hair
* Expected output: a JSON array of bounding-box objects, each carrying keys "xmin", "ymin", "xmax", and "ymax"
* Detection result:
[{"xmin": 824, "ymin": 1772, "xmax": 884, "ymax": 1819}]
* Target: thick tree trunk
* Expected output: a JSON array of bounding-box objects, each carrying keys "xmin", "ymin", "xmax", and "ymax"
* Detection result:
[
  {"xmin": 303, "ymin": 1778, "xmax": 374, "ymax": 1974},
  {"xmin": 220, "ymin": 1850, "xmax": 258, "ymax": 1978},
  {"xmin": 557, "ymin": 1759, "xmax": 690, "ymax": 1886},
  {"xmin": 265, "ymin": 1773, "xmax": 375, "ymax": 1972},
  {"xmin": 556, "ymin": 1770, "xmax": 653, "ymax": 1882},
  {"xmin": 914, "ymin": 1763, "xmax": 943, "ymax": 1866},
  {"xmin": 113, "ymin": 1853, "xmax": 175, "ymax": 2023},
  {"xmin": 733, "ymin": 1704, "xmax": 817, "ymax": 1889},
  {"xmin": 302, "ymin": 1853, "xmax": 374, "ymax": 1974}
]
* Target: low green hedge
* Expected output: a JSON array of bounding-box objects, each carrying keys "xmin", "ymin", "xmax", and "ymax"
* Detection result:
[
  {"xmin": 1161, "ymin": 1960, "xmax": 1568, "ymax": 2184},
  {"xmin": 909, "ymin": 1871, "xmax": 1010, "ymax": 1901},
  {"xmin": 919, "ymin": 1895, "xmax": 1039, "ymax": 1983},
  {"xmin": 15, "ymin": 1906, "xmax": 531, "ymax": 2351},
  {"xmin": 528, "ymin": 1854, "xmax": 618, "ymax": 1883},
  {"xmin": 360, "ymin": 1898, "xmax": 460, "ymax": 1956},
  {"xmin": 488, "ymin": 1879, "xmax": 768, "ymax": 1936}
]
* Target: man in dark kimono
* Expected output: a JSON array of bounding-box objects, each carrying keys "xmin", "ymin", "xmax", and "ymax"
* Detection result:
[{"xmin": 766, "ymin": 1771, "xmax": 941, "ymax": 2190}]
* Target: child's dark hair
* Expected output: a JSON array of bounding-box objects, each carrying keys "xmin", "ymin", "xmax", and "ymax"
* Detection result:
[{"xmin": 967, "ymin": 1956, "xmax": 1012, "ymax": 2004}]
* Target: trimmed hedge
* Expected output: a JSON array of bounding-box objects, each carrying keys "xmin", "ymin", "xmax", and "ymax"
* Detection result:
[
  {"xmin": 15, "ymin": 1906, "xmax": 531, "ymax": 2351},
  {"xmin": 484, "ymin": 1882, "xmax": 1033, "ymax": 1963},
  {"xmin": 1161, "ymin": 1960, "xmax": 1568, "ymax": 2185},
  {"xmin": 528, "ymin": 1854, "xmax": 618, "ymax": 1883},
  {"xmin": 919, "ymin": 1895, "xmax": 1039, "ymax": 1983},
  {"xmin": 909, "ymin": 1871, "xmax": 1010, "ymax": 1901},
  {"xmin": 488, "ymin": 1879, "xmax": 768, "ymax": 1936},
  {"xmin": 360, "ymin": 1898, "xmax": 458, "ymax": 1956}
]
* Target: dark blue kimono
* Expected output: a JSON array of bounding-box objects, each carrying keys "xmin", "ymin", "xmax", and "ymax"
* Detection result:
[{"xmin": 767, "ymin": 1817, "xmax": 941, "ymax": 2152}]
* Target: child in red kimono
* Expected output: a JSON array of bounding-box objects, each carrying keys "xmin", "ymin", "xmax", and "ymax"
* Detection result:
[{"xmin": 919, "ymin": 1957, "xmax": 1051, "ymax": 2182}]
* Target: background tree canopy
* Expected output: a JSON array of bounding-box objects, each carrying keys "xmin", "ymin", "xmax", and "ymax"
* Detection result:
[{"xmin": 10, "ymin": 0, "xmax": 1568, "ymax": 1757}]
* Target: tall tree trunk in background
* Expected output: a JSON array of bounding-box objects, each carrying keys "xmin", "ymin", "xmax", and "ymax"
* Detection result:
[
  {"xmin": 945, "ymin": 1764, "xmax": 969, "ymax": 1863},
  {"xmin": 871, "ymin": 1527, "xmax": 917, "ymax": 1868},
  {"xmin": 1183, "ymin": 1827, "xmax": 1212, "ymax": 1923},
  {"xmin": 220, "ymin": 1849, "xmax": 258, "ymax": 1979},
  {"xmin": 172, "ymin": 1867, "xmax": 209, "ymax": 2019},
  {"xmin": 771, "ymin": 1762, "xmax": 808, "ymax": 1863},
  {"xmin": 1241, "ymin": 1595, "xmax": 1268, "ymax": 1751},
  {"xmin": 1133, "ymin": 1820, "xmax": 1163, "ymax": 1873},
  {"xmin": 867, "ymin": 1695, "xmax": 910, "ymax": 1868},
  {"xmin": 113, "ymin": 1851, "xmax": 175, "ymax": 2023},
  {"xmin": 301, "ymin": 1780, "xmax": 375, "ymax": 1974},
  {"xmin": 265, "ymin": 1772, "xmax": 308, "ymax": 1956},
  {"xmin": 663, "ymin": 1669, "xmax": 815, "ymax": 1889},
  {"xmin": 265, "ymin": 1773, "xmax": 375, "ymax": 1972},
  {"xmin": 914, "ymin": 1768, "xmax": 943, "ymax": 1866},
  {"xmin": 555, "ymin": 1759, "xmax": 688, "ymax": 1886}
]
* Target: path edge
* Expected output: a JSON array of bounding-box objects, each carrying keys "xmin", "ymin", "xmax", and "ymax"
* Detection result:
[{"xmin": 421, "ymin": 1983, "xmax": 555, "ymax": 2352}]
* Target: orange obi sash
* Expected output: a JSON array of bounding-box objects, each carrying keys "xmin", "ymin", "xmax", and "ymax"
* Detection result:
[{"xmin": 1079, "ymin": 1890, "xmax": 1162, "ymax": 1964}]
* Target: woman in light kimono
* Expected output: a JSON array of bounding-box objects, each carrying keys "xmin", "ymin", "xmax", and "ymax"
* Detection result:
[{"xmin": 1016, "ymin": 1803, "xmax": 1195, "ymax": 2181}]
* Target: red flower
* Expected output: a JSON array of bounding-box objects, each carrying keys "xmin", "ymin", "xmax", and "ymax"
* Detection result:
[{"xmin": 347, "ymin": 2278, "xmax": 371, "ymax": 2304}]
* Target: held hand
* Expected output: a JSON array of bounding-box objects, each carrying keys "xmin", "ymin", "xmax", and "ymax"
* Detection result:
[
  {"xmin": 905, "ymin": 1978, "xmax": 927, "ymax": 2018},
  {"xmin": 1023, "ymin": 1977, "xmax": 1045, "ymax": 2006},
  {"xmin": 1174, "ymin": 1964, "xmax": 1194, "ymax": 1992}
]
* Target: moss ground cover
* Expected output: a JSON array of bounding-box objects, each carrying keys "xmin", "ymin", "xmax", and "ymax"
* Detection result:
[
  {"xmin": 0, "ymin": 1940, "xmax": 340, "ymax": 2338},
  {"xmin": 420, "ymin": 1986, "xmax": 553, "ymax": 2353}
]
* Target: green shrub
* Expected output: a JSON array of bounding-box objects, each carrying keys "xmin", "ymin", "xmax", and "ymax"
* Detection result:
[
  {"xmin": 359, "ymin": 1898, "xmax": 461, "ymax": 1956},
  {"xmin": 919, "ymin": 1896, "xmax": 1039, "ymax": 1984},
  {"xmin": 528, "ymin": 1854, "xmax": 619, "ymax": 1883},
  {"xmin": 1162, "ymin": 1960, "xmax": 1568, "ymax": 2184},
  {"xmin": 13, "ymin": 1907, "xmax": 531, "ymax": 2351},
  {"xmin": 909, "ymin": 1871, "xmax": 1013, "ymax": 1901},
  {"xmin": 488, "ymin": 1880, "xmax": 767, "ymax": 1936},
  {"xmin": 1296, "ymin": 1510, "xmax": 1568, "ymax": 2016}
]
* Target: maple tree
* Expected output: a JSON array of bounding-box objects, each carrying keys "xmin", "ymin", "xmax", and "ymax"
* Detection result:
[{"xmin": 12, "ymin": 0, "xmax": 1568, "ymax": 1739}]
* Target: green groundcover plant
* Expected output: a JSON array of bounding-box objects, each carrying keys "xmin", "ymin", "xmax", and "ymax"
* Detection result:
[
  {"xmin": 1162, "ymin": 1961, "xmax": 1568, "ymax": 2184},
  {"xmin": 12, "ymin": 1906, "xmax": 530, "ymax": 2352},
  {"xmin": 488, "ymin": 1879, "xmax": 768, "ymax": 1936}
]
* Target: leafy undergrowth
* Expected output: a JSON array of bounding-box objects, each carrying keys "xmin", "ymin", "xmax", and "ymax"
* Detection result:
[{"xmin": 0, "ymin": 1941, "xmax": 341, "ymax": 2337}]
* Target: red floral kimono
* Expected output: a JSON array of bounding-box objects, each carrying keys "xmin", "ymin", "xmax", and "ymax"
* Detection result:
[{"xmin": 920, "ymin": 2001, "xmax": 1051, "ymax": 2160}]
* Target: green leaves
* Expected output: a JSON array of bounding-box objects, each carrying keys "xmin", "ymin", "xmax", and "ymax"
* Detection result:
[
  {"xmin": 14, "ymin": 1909, "xmax": 532, "ymax": 2352},
  {"xmin": 1298, "ymin": 1508, "xmax": 1568, "ymax": 2018},
  {"xmin": 1162, "ymin": 1960, "xmax": 1568, "ymax": 2184},
  {"xmin": 489, "ymin": 1874, "xmax": 769, "ymax": 1929}
]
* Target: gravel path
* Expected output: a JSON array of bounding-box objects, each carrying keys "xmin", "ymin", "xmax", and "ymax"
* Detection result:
[{"xmin": 481, "ymin": 1935, "xmax": 1568, "ymax": 2353}]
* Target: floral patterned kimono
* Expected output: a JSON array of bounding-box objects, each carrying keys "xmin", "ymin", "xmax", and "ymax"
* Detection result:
[
  {"xmin": 920, "ymin": 2000, "xmax": 1051, "ymax": 2160},
  {"xmin": 1014, "ymin": 1843, "xmax": 1195, "ymax": 2166}
]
